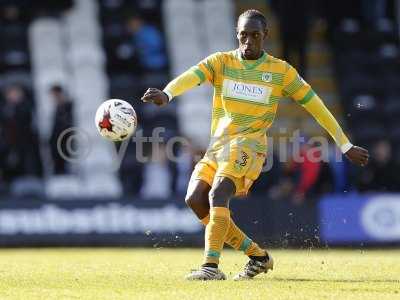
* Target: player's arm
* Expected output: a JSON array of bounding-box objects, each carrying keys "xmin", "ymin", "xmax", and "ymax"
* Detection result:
[
  {"xmin": 141, "ymin": 53, "xmax": 220, "ymax": 106},
  {"xmin": 283, "ymin": 64, "xmax": 369, "ymax": 166},
  {"xmin": 141, "ymin": 68, "xmax": 203, "ymax": 106}
]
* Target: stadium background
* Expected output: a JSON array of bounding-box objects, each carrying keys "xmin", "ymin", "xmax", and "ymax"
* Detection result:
[{"xmin": 0, "ymin": 0, "xmax": 399, "ymax": 248}]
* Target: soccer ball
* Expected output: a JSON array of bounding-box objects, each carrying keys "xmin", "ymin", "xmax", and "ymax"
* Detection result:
[{"xmin": 95, "ymin": 99, "xmax": 137, "ymax": 142}]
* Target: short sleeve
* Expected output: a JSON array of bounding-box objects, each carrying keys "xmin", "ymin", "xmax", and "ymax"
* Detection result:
[
  {"xmin": 282, "ymin": 63, "xmax": 316, "ymax": 105},
  {"xmin": 195, "ymin": 52, "xmax": 223, "ymax": 85}
]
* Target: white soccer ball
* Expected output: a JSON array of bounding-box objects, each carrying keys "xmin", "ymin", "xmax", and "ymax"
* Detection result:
[{"xmin": 95, "ymin": 99, "xmax": 137, "ymax": 142}]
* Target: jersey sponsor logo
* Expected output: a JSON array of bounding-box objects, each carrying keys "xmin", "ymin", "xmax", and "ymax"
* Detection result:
[
  {"xmin": 261, "ymin": 72, "xmax": 272, "ymax": 82},
  {"xmin": 222, "ymin": 79, "xmax": 272, "ymax": 104}
]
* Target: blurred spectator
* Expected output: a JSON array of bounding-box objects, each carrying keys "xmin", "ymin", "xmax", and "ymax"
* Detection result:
[
  {"xmin": 358, "ymin": 140, "xmax": 399, "ymax": 192},
  {"xmin": 135, "ymin": 0, "xmax": 162, "ymax": 24},
  {"xmin": 49, "ymin": 85, "xmax": 73, "ymax": 174},
  {"xmin": 327, "ymin": 144, "xmax": 352, "ymax": 193},
  {"xmin": 0, "ymin": 4, "xmax": 22, "ymax": 25},
  {"xmin": 119, "ymin": 152, "xmax": 143, "ymax": 196},
  {"xmin": 175, "ymin": 141, "xmax": 202, "ymax": 195},
  {"xmin": 290, "ymin": 144, "xmax": 323, "ymax": 204},
  {"xmin": 251, "ymin": 152, "xmax": 282, "ymax": 196},
  {"xmin": 272, "ymin": 0, "xmax": 311, "ymax": 77},
  {"xmin": 126, "ymin": 15, "xmax": 167, "ymax": 73},
  {"xmin": 0, "ymin": 84, "xmax": 41, "ymax": 182},
  {"xmin": 140, "ymin": 143, "xmax": 172, "ymax": 199},
  {"xmin": 0, "ymin": 4, "xmax": 30, "ymax": 71},
  {"xmin": 175, "ymin": 146, "xmax": 194, "ymax": 196}
]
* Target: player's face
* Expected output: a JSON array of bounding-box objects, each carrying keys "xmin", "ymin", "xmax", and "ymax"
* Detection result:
[{"xmin": 236, "ymin": 18, "xmax": 267, "ymax": 60}]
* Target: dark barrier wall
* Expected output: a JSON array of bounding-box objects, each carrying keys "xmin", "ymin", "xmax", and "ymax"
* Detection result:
[
  {"xmin": 1, "ymin": 193, "xmax": 398, "ymax": 247},
  {"xmin": 0, "ymin": 197, "xmax": 318, "ymax": 247}
]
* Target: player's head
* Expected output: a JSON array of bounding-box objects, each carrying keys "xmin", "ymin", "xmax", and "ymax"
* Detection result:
[
  {"xmin": 49, "ymin": 84, "xmax": 67, "ymax": 104},
  {"xmin": 236, "ymin": 9, "xmax": 268, "ymax": 60},
  {"xmin": 127, "ymin": 14, "xmax": 143, "ymax": 33}
]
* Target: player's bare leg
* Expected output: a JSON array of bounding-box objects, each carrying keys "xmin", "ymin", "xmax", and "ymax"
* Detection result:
[
  {"xmin": 185, "ymin": 178, "xmax": 272, "ymax": 280},
  {"xmin": 184, "ymin": 179, "xmax": 210, "ymax": 220},
  {"xmin": 185, "ymin": 177, "xmax": 234, "ymax": 280},
  {"xmin": 185, "ymin": 179, "xmax": 268, "ymax": 255},
  {"xmin": 185, "ymin": 179, "xmax": 223, "ymax": 280}
]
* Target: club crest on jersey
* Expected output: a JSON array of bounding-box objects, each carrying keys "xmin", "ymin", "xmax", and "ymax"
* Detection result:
[
  {"xmin": 297, "ymin": 74, "xmax": 306, "ymax": 84},
  {"xmin": 261, "ymin": 72, "xmax": 272, "ymax": 82}
]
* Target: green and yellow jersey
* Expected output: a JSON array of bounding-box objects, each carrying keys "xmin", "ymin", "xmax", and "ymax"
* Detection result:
[{"xmin": 164, "ymin": 50, "xmax": 352, "ymax": 155}]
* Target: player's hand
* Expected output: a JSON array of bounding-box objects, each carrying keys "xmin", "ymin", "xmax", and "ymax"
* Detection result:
[
  {"xmin": 345, "ymin": 146, "xmax": 369, "ymax": 166},
  {"xmin": 141, "ymin": 88, "xmax": 169, "ymax": 107}
]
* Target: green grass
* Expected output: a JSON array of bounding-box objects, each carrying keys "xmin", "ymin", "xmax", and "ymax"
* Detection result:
[{"xmin": 0, "ymin": 248, "xmax": 399, "ymax": 300}]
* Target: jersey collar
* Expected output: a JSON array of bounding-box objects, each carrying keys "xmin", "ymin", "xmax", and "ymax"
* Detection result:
[{"xmin": 236, "ymin": 49, "xmax": 267, "ymax": 70}]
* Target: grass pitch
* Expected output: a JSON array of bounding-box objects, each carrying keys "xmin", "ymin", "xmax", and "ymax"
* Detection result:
[{"xmin": 0, "ymin": 248, "xmax": 399, "ymax": 300}]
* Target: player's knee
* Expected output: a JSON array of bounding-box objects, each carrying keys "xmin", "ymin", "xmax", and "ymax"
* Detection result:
[
  {"xmin": 209, "ymin": 178, "xmax": 235, "ymax": 207},
  {"xmin": 184, "ymin": 193, "xmax": 201, "ymax": 209},
  {"xmin": 185, "ymin": 180, "xmax": 210, "ymax": 209},
  {"xmin": 185, "ymin": 188, "xmax": 208, "ymax": 210},
  {"xmin": 209, "ymin": 188, "xmax": 228, "ymax": 207},
  {"xmin": 185, "ymin": 191, "xmax": 210, "ymax": 220}
]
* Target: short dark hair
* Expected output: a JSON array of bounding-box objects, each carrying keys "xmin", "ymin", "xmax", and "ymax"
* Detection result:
[
  {"xmin": 238, "ymin": 9, "xmax": 267, "ymax": 30},
  {"xmin": 50, "ymin": 85, "xmax": 64, "ymax": 94}
]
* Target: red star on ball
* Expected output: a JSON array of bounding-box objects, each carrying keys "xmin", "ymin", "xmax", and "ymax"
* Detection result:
[{"xmin": 98, "ymin": 108, "xmax": 113, "ymax": 131}]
